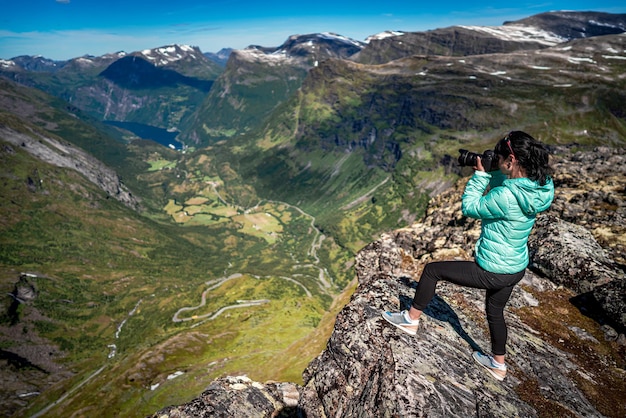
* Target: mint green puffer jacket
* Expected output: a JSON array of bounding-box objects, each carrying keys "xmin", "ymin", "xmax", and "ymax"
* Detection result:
[{"xmin": 461, "ymin": 170, "xmax": 554, "ymax": 274}]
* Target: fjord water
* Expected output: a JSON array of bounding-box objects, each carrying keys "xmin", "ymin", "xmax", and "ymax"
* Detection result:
[{"xmin": 105, "ymin": 121, "xmax": 183, "ymax": 150}]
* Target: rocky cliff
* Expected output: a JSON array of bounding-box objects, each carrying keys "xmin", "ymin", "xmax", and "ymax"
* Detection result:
[
  {"xmin": 151, "ymin": 147, "xmax": 625, "ymax": 417},
  {"xmin": 1, "ymin": 127, "xmax": 140, "ymax": 210}
]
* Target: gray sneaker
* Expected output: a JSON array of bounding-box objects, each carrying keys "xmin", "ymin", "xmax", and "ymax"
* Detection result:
[
  {"xmin": 472, "ymin": 351, "xmax": 507, "ymax": 381},
  {"xmin": 381, "ymin": 310, "xmax": 419, "ymax": 335}
]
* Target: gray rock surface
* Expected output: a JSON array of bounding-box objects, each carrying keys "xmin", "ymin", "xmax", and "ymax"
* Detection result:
[{"xmin": 151, "ymin": 376, "xmax": 307, "ymax": 418}]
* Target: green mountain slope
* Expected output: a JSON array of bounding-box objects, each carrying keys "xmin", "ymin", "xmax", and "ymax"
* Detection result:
[
  {"xmin": 180, "ymin": 49, "xmax": 309, "ymax": 143},
  {"xmin": 0, "ymin": 79, "xmax": 344, "ymax": 417},
  {"xmin": 213, "ymin": 34, "xmax": 625, "ymax": 256}
]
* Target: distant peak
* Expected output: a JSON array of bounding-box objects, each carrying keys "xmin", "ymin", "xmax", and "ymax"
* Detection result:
[
  {"xmin": 366, "ymin": 31, "xmax": 406, "ymax": 42},
  {"xmin": 137, "ymin": 44, "xmax": 203, "ymax": 66},
  {"xmin": 237, "ymin": 32, "xmax": 364, "ymax": 64}
]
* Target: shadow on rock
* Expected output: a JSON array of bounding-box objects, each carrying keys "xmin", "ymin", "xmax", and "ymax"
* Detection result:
[{"xmin": 398, "ymin": 276, "xmax": 484, "ymax": 353}]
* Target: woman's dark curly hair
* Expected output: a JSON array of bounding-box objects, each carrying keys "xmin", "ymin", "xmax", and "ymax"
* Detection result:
[{"xmin": 494, "ymin": 131, "xmax": 553, "ymax": 185}]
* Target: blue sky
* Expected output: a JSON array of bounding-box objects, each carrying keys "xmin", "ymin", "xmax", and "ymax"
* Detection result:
[{"xmin": 1, "ymin": 1, "xmax": 626, "ymax": 60}]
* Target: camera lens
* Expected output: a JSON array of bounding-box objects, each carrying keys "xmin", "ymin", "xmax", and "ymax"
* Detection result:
[{"xmin": 458, "ymin": 149, "xmax": 478, "ymax": 167}]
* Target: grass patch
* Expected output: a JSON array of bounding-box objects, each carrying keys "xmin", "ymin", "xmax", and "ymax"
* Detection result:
[{"xmin": 147, "ymin": 159, "xmax": 176, "ymax": 171}]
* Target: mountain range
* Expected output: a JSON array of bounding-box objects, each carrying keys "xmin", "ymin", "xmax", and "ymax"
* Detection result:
[{"xmin": 0, "ymin": 10, "xmax": 625, "ymax": 417}]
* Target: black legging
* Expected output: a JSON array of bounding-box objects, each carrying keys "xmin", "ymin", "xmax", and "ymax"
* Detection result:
[{"xmin": 411, "ymin": 261, "xmax": 525, "ymax": 356}]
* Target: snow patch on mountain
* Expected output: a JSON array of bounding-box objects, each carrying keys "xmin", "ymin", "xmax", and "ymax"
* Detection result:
[
  {"xmin": 460, "ymin": 24, "xmax": 567, "ymax": 46},
  {"xmin": 138, "ymin": 45, "xmax": 201, "ymax": 66},
  {"xmin": 589, "ymin": 19, "xmax": 626, "ymax": 30},
  {"xmin": 568, "ymin": 56, "xmax": 596, "ymax": 64},
  {"xmin": 316, "ymin": 32, "xmax": 364, "ymax": 48},
  {"xmin": 0, "ymin": 59, "xmax": 16, "ymax": 69},
  {"xmin": 366, "ymin": 31, "xmax": 405, "ymax": 43},
  {"xmin": 237, "ymin": 48, "xmax": 297, "ymax": 65},
  {"xmin": 75, "ymin": 57, "xmax": 97, "ymax": 66}
]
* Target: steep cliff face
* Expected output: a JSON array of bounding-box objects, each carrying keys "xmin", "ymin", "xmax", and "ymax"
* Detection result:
[
  {"xmin": 151, "ymin": 147, "xmax": 625, "ymax": 417},
  {"xmin": 0, "ymin": 127, "xmax": 140, "ymax": 210}
]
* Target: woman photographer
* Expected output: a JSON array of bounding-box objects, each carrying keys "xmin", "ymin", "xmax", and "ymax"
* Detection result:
[{"xmin": 382, "ymin": 131, "xmax": 554, "ymax": 381}]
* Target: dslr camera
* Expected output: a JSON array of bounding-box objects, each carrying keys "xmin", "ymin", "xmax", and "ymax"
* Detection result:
[{"xmin": 458, "ymin": 149, "xmax": 498, "ymax": 172}]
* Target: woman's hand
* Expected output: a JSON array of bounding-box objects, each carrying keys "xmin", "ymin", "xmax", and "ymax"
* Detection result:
[{"xmin": 474, "ymin": 156, "xmax": 485, "ymax": 172}]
